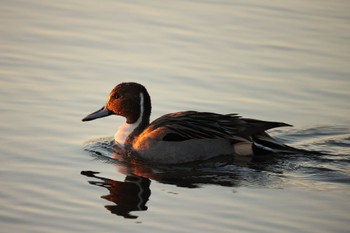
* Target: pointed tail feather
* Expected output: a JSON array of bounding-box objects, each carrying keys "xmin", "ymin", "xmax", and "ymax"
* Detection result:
[{"xmin": 252, "ymin": 132, "xmax": 322, "ymax": 155}]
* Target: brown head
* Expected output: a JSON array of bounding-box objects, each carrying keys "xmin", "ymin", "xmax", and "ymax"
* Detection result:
[{"xmin": 82, "ymin": 82, "xmax": 151, "ymax": 124}]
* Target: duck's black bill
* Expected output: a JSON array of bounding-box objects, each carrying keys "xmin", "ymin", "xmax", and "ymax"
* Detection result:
[{"xmin": 82, "ymin": 106, "xmax": 112, "ymax": 122}]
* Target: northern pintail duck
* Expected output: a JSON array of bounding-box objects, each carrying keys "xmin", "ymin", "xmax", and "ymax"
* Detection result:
[{"xmin": 82, "ymin": 82, "xmax": 296, "ymax": 164}]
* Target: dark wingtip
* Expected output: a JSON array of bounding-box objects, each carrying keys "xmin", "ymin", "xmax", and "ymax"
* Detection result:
[
  {"xmin": 268, "ymin": 121, "xmax": 293, "ymax": 130},
  {"xmin": 281, "ymin": 122, "xmax": 293, "ymax": 127}
]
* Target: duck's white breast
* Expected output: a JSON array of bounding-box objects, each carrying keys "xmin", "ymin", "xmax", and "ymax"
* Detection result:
[{"xmin": 115, "ymin": 122, "xmax": 139, "ymax": 147}]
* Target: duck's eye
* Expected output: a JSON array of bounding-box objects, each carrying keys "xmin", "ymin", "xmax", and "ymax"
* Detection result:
[{"xmin": 114, "ymin": 93, "xmax": 120, "ymax": 99}]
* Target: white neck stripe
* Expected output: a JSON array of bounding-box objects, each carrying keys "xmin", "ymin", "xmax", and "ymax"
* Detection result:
[{"xmin": 114, "ymin": 93, "xmax": 144, "ymax": 147}]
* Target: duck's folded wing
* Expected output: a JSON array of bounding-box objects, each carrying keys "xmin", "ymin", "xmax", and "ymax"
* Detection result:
[{"xmin": 147, "ymin": 111, "xmax": 291, "ymax": 142}]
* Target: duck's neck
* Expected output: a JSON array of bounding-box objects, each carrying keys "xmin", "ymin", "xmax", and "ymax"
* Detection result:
[{"xmin": 114, "ymin": 92, "xmax": 151, "ymax": 147}]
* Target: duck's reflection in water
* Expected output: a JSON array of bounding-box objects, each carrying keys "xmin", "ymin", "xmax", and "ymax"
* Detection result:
[
  {"xmin": 81, "ymin": 171, "xmax": 151, "ymax": 219},
  {"xmin": 81, "ymin": 134, "xmax": 311, "ymax": 217},
  {"xmin": 81, "ymin": 149, "xmax": 277, "ymax": 218}
]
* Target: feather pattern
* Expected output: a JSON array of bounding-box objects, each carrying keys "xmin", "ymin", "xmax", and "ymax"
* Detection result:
[{"xmin": 145, "ymin": 111, "xmax": 290, "ymax": 142}]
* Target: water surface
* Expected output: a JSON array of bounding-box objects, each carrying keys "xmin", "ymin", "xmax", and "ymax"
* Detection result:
[{"xmin": 1, "ymin": 0, "xmax": 350, "ymax": 233}]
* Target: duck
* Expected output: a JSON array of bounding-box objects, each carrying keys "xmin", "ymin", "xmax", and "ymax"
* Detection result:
[{"xmin": 82, "ymin": 82, "xmax": 297, "ymax": 164}]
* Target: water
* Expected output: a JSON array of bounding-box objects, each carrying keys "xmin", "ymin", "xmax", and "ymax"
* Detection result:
[{"xmin": 1, "ymin": 0, "xmax": 350, "ymax": 232}]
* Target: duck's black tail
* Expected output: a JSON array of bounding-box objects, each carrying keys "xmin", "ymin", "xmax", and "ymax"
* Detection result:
[{"xmin": 252, "ymin": 132, "xmax": 322, "ymax": 155}]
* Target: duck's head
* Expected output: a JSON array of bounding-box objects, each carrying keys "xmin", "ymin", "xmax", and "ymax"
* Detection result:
[{"xmin": 82, "ymin": 82, "xmax": 151, "ymax": 124}]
